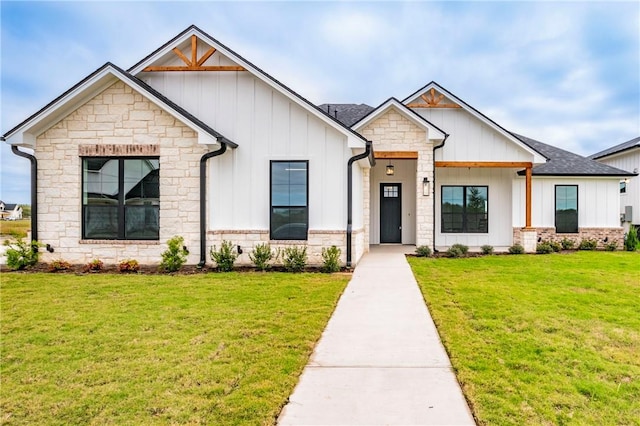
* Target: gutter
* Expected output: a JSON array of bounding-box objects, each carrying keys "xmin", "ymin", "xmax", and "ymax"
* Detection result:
[
  {"xmin": 198, "ymin": 141, "xmax": 228, "ymax": 268},
  {"xmin": 432, "ymin": 134, "xmax": 449, "ymax": 252},
  {"xmin": 346, "ymin": 141, "xmax": 374, "ymax": 268},
  {"xmin": 10, "ymin": 146, "xmax": 38, "ymax": 242}
]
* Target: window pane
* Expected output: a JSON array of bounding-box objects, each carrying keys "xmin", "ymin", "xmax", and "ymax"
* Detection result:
[
  {"xmin": 83, "ymin": 159, "xmax": 119, "ymax": 205},
  {"xmin": 271, "ymin": 161, "xmax": 308, "ymax": 240},
  {"xmin": 556, "ymin": 186, "xmax": 578, "ymax": 233},
  {"xmin": 84, "ymin": 205, "xmax": 118, "ymax": 239},
  {"xmin": 441, "ymin": 186, "xmax": 488, "ymax": 233},
  {"xmin": 124, "ymin": 159, "xmax": 160, "ymax": 205},
  {"xmin": 125, "ymin": 206, "xmax": 159, "ymax": 239}
]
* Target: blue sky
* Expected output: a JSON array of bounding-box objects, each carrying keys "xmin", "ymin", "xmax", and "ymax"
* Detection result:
[{"xmin": 1, "ymin": 1, "xmax": 639, "ymax": 204}]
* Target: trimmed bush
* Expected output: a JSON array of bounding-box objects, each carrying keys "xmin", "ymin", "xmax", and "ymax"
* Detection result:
[
  {"xmin": 624, "ymin": 225, "xmax": 639, "ymax": 252},
  {"xmin": 451, "ymin": 244, "xmax": 469, "ymax": 255},
  {"xmin": 249, "ymin": 243, "xmax": 278, "ymax": 271},
  {"xmin": 548, "ymin": 241, "xmax": 562, "ymax": 252},
  {"xmin": 415, "ymin": 245, "xmax": 432, "ymax": 257},
  {"xmin": 3, "ymin": 237, "xmax": 40, "ymax": 270},
  {"xmin": 48, "ymin": 259, "xmax": 71, "ymax": 272},
  {"xmin": 161, "ymin": 235, "xmax": 189, "ymax": 272},
  {"xmin": 446, "ymin": 246, "xmax": 465, "ymax": 258},
  {"xmin": 282, "ymin": 246, "xmax": 307, "ymax": 272},
  {"xmin": 119, "ymin": 259, "xmax": 140, "ymax": 273},
  {"xmin": 536, "ymin": 242, "xmax": 554, "ymax": 254},
  {"xmin": 604, "ymin": 241, "xmax": 618, "ymax": 251},
  {"xmin": 481, "ymin": 245, "xmax": 494, "ymax": 255},
  {"xmin": 321, "ymin": 246, "xmax": 342, "ymax": 273},
  {"xmin": 508, "ymin": 244, "xmax": 525, "ymax": 254},
  {"xmin": 210, "ymin": 240, "xmax": 238, "ymax": 272},
  {"xmin": 83, "ymin": 258, "xmax": 104, "ymax": 272},
  {"xmin": 578, "ymin": 238, "xmax": 598, "ymax": 251},
  {"xmin": 561, "ymin": 238, "xmax": 575, "ymax": 250}
]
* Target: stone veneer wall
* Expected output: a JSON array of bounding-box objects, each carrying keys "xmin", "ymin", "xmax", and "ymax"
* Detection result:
[
  {"xmin": 36, "ymin": 80, "xmax": 209, "ymax": 264},
  {"xmin": 359, "ymin": 108, "xmax": 434, "ymax": 247},
  {"xmin": 513, "ymin": 227, "xmax": 625, "ymax": 249}
]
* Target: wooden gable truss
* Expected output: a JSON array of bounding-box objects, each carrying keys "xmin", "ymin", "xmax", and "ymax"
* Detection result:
[{"xmin": 143, "ymin": 35, "xmax": 246, "ymax": 72}]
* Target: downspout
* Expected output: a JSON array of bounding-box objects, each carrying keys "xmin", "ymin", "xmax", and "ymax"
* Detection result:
[
  {"xmin": 346, "ymin": 141, "xmax": 373, "ymax": 268},
  {"xmin": 432, "ymin": 134, "xmax": 449, "ymax": 252},
  {"xmin": 198, "ymin": 141, "xmax": 227, "ymax": 268},
  {"xmin": 11, "ymin": 146, "xmax": 38, "ymax": 242}
]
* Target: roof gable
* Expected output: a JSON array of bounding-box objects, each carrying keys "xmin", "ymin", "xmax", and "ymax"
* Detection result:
[
  {"xmin": 403, "ymin": 82, "xmax": 547, "ymax": 164},
  {"xmin": 2, "ymin": 62, "xmax": 236, "ymax": 148},
  {"xmin": 352, "ymin": 97, "xmax": 447, "ymax": 140},
  {"xmin": 129, "ymin": 25, "xmax": 367, "ymax": 148}
]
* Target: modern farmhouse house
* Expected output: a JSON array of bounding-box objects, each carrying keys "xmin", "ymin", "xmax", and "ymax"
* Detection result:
[{"xmin": 2, "ymin": 26, "xmax": 634, "ymax": 266}]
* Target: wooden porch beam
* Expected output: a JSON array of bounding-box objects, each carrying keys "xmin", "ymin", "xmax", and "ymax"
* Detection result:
[
  {"xmin": 435, "ymin": 161, "xmax": 532, "ymax": 168},
  {"xmin": 142, "ymin": 65, "xmax": 246, "ymax": 72},
  {"xmin": 191, "ymin": 35, "xmax": 198, "ymax": 66},
  {"xmin": 375, "ymin": 151, "xmax": 418, "ymax": 159}
]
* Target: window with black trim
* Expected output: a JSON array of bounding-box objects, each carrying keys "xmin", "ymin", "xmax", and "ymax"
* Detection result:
[
  {"xmin": 441, "ymin": 186, "xmax": 488, "ymax": 233},
  {"xmin": 82, "ymin": 157, "xmax": 160, "ymax": 240},
  {"xmin": 555, "ymin": 185, "xmax": 578, "ymax": 233},
  {"xmin": 270, "ymin": 161, "xmax": 308, "ymax": 240},
  {"xmin": 620, "ymin": 180, "xmax": 627, "ymax": 194}
]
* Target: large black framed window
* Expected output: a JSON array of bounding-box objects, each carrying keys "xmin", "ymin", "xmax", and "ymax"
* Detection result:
[
  {"xmin": 82, "ymin": 157, "xmax": 160, "ymax": 240},
  {"xmin": 270, "ymin": 161, "xmax": 308, "ymax": 240},
  {"xmin": 555, "ymin": 185, "xmax": 578, "ymax": 233},
  {"xmin": 441, "ymin": 186, "xmax": 488, "ymax": 233}
]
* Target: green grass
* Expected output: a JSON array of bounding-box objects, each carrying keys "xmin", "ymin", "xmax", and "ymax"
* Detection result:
[
  {"xmin": 1, "ymin": 272, "xmax": 349, "ymax": 425},
  {"xmin": 0, "ymin": 219, "xmax": 30, "ymax": 239},
  {"xmin": 409, "ymin": 252, "xmax": 640, "ymax": 426}
]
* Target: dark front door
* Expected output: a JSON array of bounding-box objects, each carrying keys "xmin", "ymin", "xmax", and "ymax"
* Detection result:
[{"xmin": 380, "ymin": 183, "xmax": 402, "ymax": 243}]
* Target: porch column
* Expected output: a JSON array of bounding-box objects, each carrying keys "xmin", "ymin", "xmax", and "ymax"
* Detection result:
[{"xmin": 525, "ymin": 166, "xmax": 532, "ymax": 228}]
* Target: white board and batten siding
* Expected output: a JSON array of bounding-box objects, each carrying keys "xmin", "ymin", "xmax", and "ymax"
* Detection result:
[
  {"xmin": 413, "ymin": 109, "xmax": 534, "ymax": 163},
  {"xmin": 435, "ymin": 168, "xmax": 515, "ymax": 249},
  {"xmin": 596, "ymin": 150, "xmax": 640, "ymax": 223},
  {"xmin": 140, "ymin": 52, "xmax": 356, "ymax": 232},
  {"xmin": 512, "ymin": 177, "xmax": 621, "ymax": 228}
]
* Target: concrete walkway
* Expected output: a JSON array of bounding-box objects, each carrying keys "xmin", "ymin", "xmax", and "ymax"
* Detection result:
[{"xmin": 277, "ymin": 245, "xmax": 476, "ymax": 425}]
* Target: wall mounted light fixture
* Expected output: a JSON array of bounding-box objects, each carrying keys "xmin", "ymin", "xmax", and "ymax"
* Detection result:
[
  {"xmin": 386, "ymin": 161, "xmax": 395, "ymax": 176},
  {"xmin": 422, "ymin": 177, "xmax": 430, "ymax": 196}
]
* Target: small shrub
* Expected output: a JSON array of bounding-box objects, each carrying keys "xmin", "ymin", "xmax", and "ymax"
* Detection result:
[
  {"xmin": 509, "ymin": 244, "xmax": 525, "ymax": 254},
  {"xmin": 161, "ymin": 235, "xmax": 189, "ymax": 272},
  {"xmin": 578, "ymin": 238, "xmax": 598, "ymax": 251},
  {"xmin": 450, "ymin": 244, "xmax": 469, "ymax": 255},
  {"xmin": 624, "ymin": 225, "xmax": 639, "ymax": 252},
  {"xmin": 604, "ymin": 241, "xmax": 618, "ymax": 251},
  {"xmin": 119, "ymin": 259, "xmax": 140, "ymax": 273},
  {"xmin": 282, "ymin": 246, "xmax": 307, "ymax": 272},
  {"xmin": 210, "ymin": 240, "xmax": 237, "ymax": 272},
  {"xmin": 249, "ymin": 243, "xmax": 278, "ymax": 271},
  {"xmin": 561, "ymin": 238, "xmax": 575, "ymax": 250},
  {"xmin": 3, "ymin": 237, "xmax": 41, "ymax": 270},
  {"xmin": 84, "ymin": 258, "xmax": 104, "ymax": 272},
  {"xmin": 321, "ymin": 245, "xmax": 342, "ymax": 273},
  {"xmin": 446, "ymin": 246, "xmax": 465, "ymax": 258},
  {"xmin": 480, "ymin": 245, "xmax": 494, "ymax": 255},
  {"xmin": 415, "ymin": 245, "xmax": 432, "ymax": 257},
  {"xmin": 536, "ymin": 242, "xmax": 554, "ymax": 254},
  {"xmin": 548, "ymin": 241, "xmax": 562, "ymax": 252},
  {"xmin": 48, "ymin": 259, "xmax": 72, "ymax": 272}
]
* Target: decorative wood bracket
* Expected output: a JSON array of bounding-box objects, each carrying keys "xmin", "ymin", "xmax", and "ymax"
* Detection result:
[
  {"xmin": 407, "ymin": 88, "xmax": 461, "ymax": 109},
  {"xmin": 143, "ymin": 35, "xmax": 246, "ymax": 72}
]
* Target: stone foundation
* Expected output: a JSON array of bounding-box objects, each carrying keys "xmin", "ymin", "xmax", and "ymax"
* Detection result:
[{"xmin": 513, "ymin": 227, "xmax": 625, "ymax": 249}]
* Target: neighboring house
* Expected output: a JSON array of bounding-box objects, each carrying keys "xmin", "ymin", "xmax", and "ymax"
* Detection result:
[
  {"xmin": 589, "ymin": 137, "xmax": 640, "ymax": 231},
  {"xmin": 1, "ymin": 26, "xmax": 633, "ymax": 265},
  {"xmin": 0, "ymin": 201, "xmax": 23, "ymax": 220}
]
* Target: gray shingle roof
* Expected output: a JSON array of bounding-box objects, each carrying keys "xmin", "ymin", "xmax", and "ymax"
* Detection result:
[
  {"xmin": 513, "ymin": 133, "xmax": 634, "ymax": 176},
  {"xmin": 588, "ymin": 136, "xmax": 640, "ymax": 160},
  {"xmin": 318, "ymin": 104, "xmax": 375, "ymax": 127}
]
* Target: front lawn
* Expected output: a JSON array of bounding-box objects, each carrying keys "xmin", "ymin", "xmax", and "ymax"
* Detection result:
[
  {"xmin": 1, "ymin": 272, "xmax": 349, "ymax": 425},
  {"xmin": 409, "ymin": 251, "xmax": 640, "ymax": 426}
]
